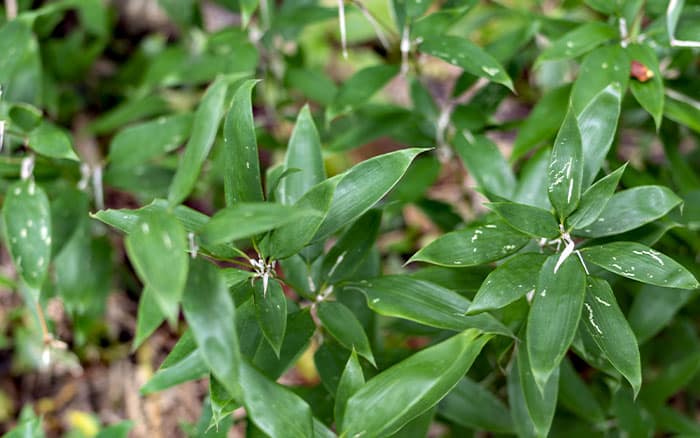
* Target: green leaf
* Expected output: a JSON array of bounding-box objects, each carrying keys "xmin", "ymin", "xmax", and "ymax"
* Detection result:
[
  {"xmin": 468, "ymin": 253, "xmax": 548, "ymax": 314},
  {"xmin": 547, "ymin": 108, "xmax": 583, "ymax": 220},
  {"xmin": 487, "ymin": 202, "xmax": 559, "ymax": 239},
  {"xmin": 239, "ymin": 360, "xmax": 313, "ymax": 438},
  {"xmin": 2, "ymin": 180, "xmax": 52, "ymax": 289},
  {"xmin": 527, "ymin": 255, "xmax": 586, "ymax": 390},
  {"xmin": 574, "ymin": 186, "xmax": 682, "ymax": 237},
  {"xmin": 254, "ymin": 279, "xmax": 287, "ymax": 357},
  {"xmin": 279, "ymin": 104, "xmax": 325, "ymax": 205},
  {"xmin": 312, "ymin": 148, "xmax": 427, "ymax": 241},
  {"xmin": 577, "ymin": 83, "xmax": 622, "ymax": 189},
  {"xmin": 626, "ymin": 43, "xmax": 664, "ymax": 128},
  {"xmin": 141, "ymin": 332, "xmax": 208, "ymax": 395},
  {"xmin": 348, "ymin": 276, "xmax": 513, "ymax": 337},
  {"xmin": 269, "ymin": 178, "xmax": 338, "ymax": 259},
  {"xmin": 318, "ymin": 301, "xmax": 375, "ymax": 366},
  {"xmin": 581, "ymin": 242, "xmax": 699, "ymax": 289},
  {"xmin": 570, "ymin": 45, "xmax": 629, "ymax": 112},
  {"xmin": 133, "ymin": 286, "xmax": 165, "ymax": 350},
  {"xmin": 455, "ymin": 133, "xmax": 516, "ymax": 198},
  {"xmin": 409, "ymin": 220, "xmax": 530, "ymax": 267},
  {"xmin": 240, "ymin": 0, "xmax": 259, "ymax": 26},
  {"xmin": 568, "ymin": 163, "xmax": 626, "ymax": 229},
  {"xmin": 89, "ymin": 94, "xmax": 171, "ymax": 134},
  {"xmin": 125, "ymin": 210, "xmax": 188, "ymax": 323},
  {"xmin": 628, "ymin": 285, "xmax": 695, "ymax": 344},
  {"xmin": 644, "ymin": 351, "xmax": 700, "ymax": 403},
  {"xmin": 168, "ymin": 77, "xmax": 230, "ymax": 206},
  {"xmin": 182, "ymin": 259, "xmax": 241, "ymax": 398},
  {"xmin": 341, "ymin": 329, "xmax": 491, "ymax": 437},
  {"xmin": 252, "ymin": 308, "xmax": 315, "ymax": 379},
  {"xmin": 420, "ymin": 35, "xmax": 513, "ymax": 90},
  {"xmin": 512, "ymin": 85, "xmax": 570, "ymax": 162},
  {"xmin": 334, "ymin": 350, "xmax": 365, "ymax": 428},
  {"xmin": 223, "ymin": 79, "xmax": 264, "ymax": 205},
  {"xmin": 327, "ymin": 65, "xmax": 400, "ymax": 119},
  {"xmin": 320, "ymin": 209, "xmax": 381, "ymax": 284},
  {"xmin": 514, "ymin": 148, "xmax": 552, "ymax": 210},
  {"xmin": 558, "ymin": 358, "xmax": 605, "ymax": 423},
  {"xmin": 506, "ymin": 351, "xmax": 538, "ymax": 438},
  {"xmin": 27, "ymin": 122, "xmax": 79, "ymax": 161},
  {"xmin": 582, "ymin": 277, "xmax": 642, "ymax": 395},
  {"xmin": 537, "ymin": 22, "xmax": 617, "ymax": 63},
  {"xmin": 108, "ymin": 113, "xmax": 193, "ymax": 167},
  {"xmin": 664, "ymin": 91, "xmax": 700, "ymax": 133},
  {"xmin": 666, "ymin": 0, "xmax": 684, "ymax": 41},
  {"xmin": 626, "ymin": 43, "xmax": 664, "ymax": 130},
  {"xmin": 516, "ymin": 341, "xmax": 560, "ymax": 437},
  {"xmin": 439, "ymin": 377, "xmax": 514, "ymax": 433},
  {"xmin": 201, "ymin": 202, "xmax": 317, "ymax": 245}
]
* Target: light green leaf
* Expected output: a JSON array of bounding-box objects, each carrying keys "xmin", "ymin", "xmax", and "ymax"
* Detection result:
[
  {"xmin": 239, "ymin": 359, "xmax": 313, "ymax": 437},
  {"xmin": 547, "ymin": 108, "xmax": 583, "ymax": 220},
  {"xmin": 254, "ymin": 279, "xmax": 287, "ymax": 357},
  {"xmin": 269, "ymin": 178, "xmax": 338, "ymax": 259},
  {"xmin": 27, "ymin": 122, "xmax": 79, "ymax": 161},
  {"xmin": 224, "ymin": 79, "xmax": 264, "ymax": 205},
  {"xmin": 133, "ymin": 286, "xmax": 165, "ymax": 350},
  {"xmin": 537, "ymin": 22, "xmax": 617, "ymax": 63},
  {"xmin": 89, "ymin": 94, "xmax": 171, "ymax": 134},
  {"xmin": 409, "ymin": 220, "xmax": 530, "ymax": 267},
  {"xmin": 141, "ymin": 332, "xmax": 208, "ymax": 395},
  {"xmin": 240, "ymin": 0, "xmax": 259, "ymax": 27},
  {"xmin": 334, "ymin": 351, "xmax": 365, "ymax": 429},
  {"xmin": 312, "ymin": 148, "xmax": 427, "ymax": 241},
  {"xmin": 125, "ymin": 210, "xmax": 188, "ymax": 322},
  {"xmin": 201, "ymin": 202, "xmax": 317, "ymax": 245},
  {"xmin": 341, "ymin": 329, "xmax": 491, "ymax": 437},
  {"xmin": 318, "ymin": 301, "xmax": 375, "ymax": 366},
  {"xmin": 455, "ymin": 133, "xmax": 516, "ymax": 199},
  {"xmin": 570, "ymin": 45, "xmax": 629, "ymax": 112},
  {"xmin": 421, "ymin": 35, "xmax": 513, "ymax": 90},
  {"xmin": 574, "ymin": 186, "xmax": 681, "ymax": 237},
  {"xmin": 108, "ymin": 113, "xmax": 193, "ymax": 167},
  {"xmin": 626, "ymin": 43, "xmax": 664, "ymax": 128},
  {"xmin": 468, "ymin": 253, "xmax": 548, "ymax": 314},
  {"xmin": 568, "ymin": 163, "xmax": 626, "ymax": 229},
  {"xmin": 327, "ymin": 65, "xmax": 400, "ymax": 119},
  {"xmin": 168, "ymin": 77, "xmax": 229, "ymax": 206},
  {"xmin": 527, "ymin": 255, "xmax": 586, "ymax": 390},
  {"xmin": 348, "ymin": 275, "xmax": 513, "ymax": 337},
  {"xmin": 439, "ymin": 377, "xmax": 514, "ymax": 433},
  {"xmin": 577, "ymin": 83, "xmax": 622, "ymax": 189},
  {"xmin": 279, "ymin": 104, "xmax": 325, "ymax": 205},
  {"xmin": 487, "ymin": 202, "xmax": 559, "ymax": 238},
  {"xmin": 3, "ymin": 180, "xmax": 52, "ymax": 289},
  {"xmin": 582, "ymin": 277, "xmax": 642, "ymax": 395},
  {"xmin": 581, "ymin": 242, "xmax": 699, "ymax": 289},
  {"xmin": 182, "ymin": 259, "xmax": 241, "ymax": 398},
  {"xmin": 511, "ymin": 85, "xmax": 570, "ymax": 162}
]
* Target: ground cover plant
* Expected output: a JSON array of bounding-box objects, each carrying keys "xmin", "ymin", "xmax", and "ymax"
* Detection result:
[{"xmin": 1, "ymin": 0, "xmax": 700, "ymax": 436}]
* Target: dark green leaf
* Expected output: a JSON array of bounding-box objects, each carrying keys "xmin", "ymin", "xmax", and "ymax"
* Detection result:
[
  {"xmin": 254, "ymin": 279, "xmax": 287, "ymax": 356},
  {"xmin": 334, "ymin": 350, "xmax": 364, "ymax": 428},
  {"xmin": 318, "ymin": 301, "xmax": 375, "ymax": 366},
  {"xmin": 568, "ymin": 163, "xmax": 626, "ymax": 229},
  {"xmin": 512, "ymin": 85, "xmax": 570, "ymax": 162},
  {"xmin": 409, "ymin": 220, "xmax": 530, "ymax": 267},
  {"xmin": 626, "ymin": 43, "xmax": 664, "ymax": 128},
  {"xmin": 537, "ymin": 22, "xmax": 617, "ymax": 63},
  {"xmin": 341, "ymin": 329, "xmax": 491, "ymax": 436},
  {"xmin": 517, "ymin": 341, "xmax": 560, "ymax": 437},
  {"xmin": 547, "ymin": 108, "xmax": 583, "ymax": 220},
  {"xmin": 527, "ymin": 255, "xmax": 586, "ymax": 390},
  {"xmin": 628, "ymin": 285, "xmax": 695, "ymax": 344},
  {"xmin": 327, "ymin": 65, "xmax": 400, "ymax": 119},
  {"xmin": 558, "ymin": 358, "xmax": 605, "ymax": 423},
  {"xmin": 581, "ymin": 242, "xmax": 699, "ymax": 289},
  {"xmin": 487, "ymin": 202, "xmax": 559, "ymax": 239},
  {"xmin": 439, "ymin": 377, "xmax": 513, "ymax": 433},
  {"xmin": 455, "ymin": 133, "xmax": 516, "ymax": 198},
  {"xmin": 320, "ymin": 210, "xmax": 381, "ymax": 284},
  {"xmin": 570, "ymin": 45, "xmax": 629, "ymax": 112}
]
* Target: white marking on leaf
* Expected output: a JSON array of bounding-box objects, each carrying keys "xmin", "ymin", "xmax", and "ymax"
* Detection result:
[
  {"xmin": 594, "ymin": 296, "xmax": 611, "ymax": 307},
  {"xmin": 632, "ymin": 249, "xmax": 664, "ymax": 265},
  {"xmin": 481, "ymin": 66, "xmax": 499, "ymax": 76},
  {"xmin": 585, "ymin": 303, "xmax": 603, "ymax": 334}
]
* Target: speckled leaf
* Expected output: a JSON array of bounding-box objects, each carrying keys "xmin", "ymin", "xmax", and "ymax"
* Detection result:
[
  {"xmin": 125, "ymin": 210, "xmax": 188, "ymax": 322},
  {"xmin": 581, "ymin": 242, "xmax": 699, "ymax": 289},
  {"xmin": 570, "ymin": 45, "xmax": 629, "ymax": 112},
  {"xmin": 582, "ymin": 277, "xmax": 641, "ymax": 396},
  {"xmin": 253, "ymin": 279, "xmax": 287, "ymax": 357},
  {"xmin": 574, "ymin": 186, "xmax": 681, "ymax": 237},
  {"xmin": 527, "ymin": 255, "xmax": 586, "ymax": 391},
  {"xmin": 348, "ymin": 276, "xmax": 513, "ymax": 337},
  {"xmin": 341, "ymin": 330, "xmax": 491, "ymax": 437},
  {"xmin": 318, "ymin": 301, "xmax": 375, "ymax": 366},
  {"xmin": 2, "ymin": 180, "xmax": 51, "ymax": 289},
  {"xmin": 409, "ymin": 220, "xmax": 530, "ymax": 267},
  {"xmin": 547, "ymin": 108, "xmax": 583, "ymax": 220},
  {"xmin": 421, "ymin": 35, "xmax": 513, "ymax": 90},
  {"xmin": 469, "ymin": 253, "xmax": 548, "ymax": 314}
]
